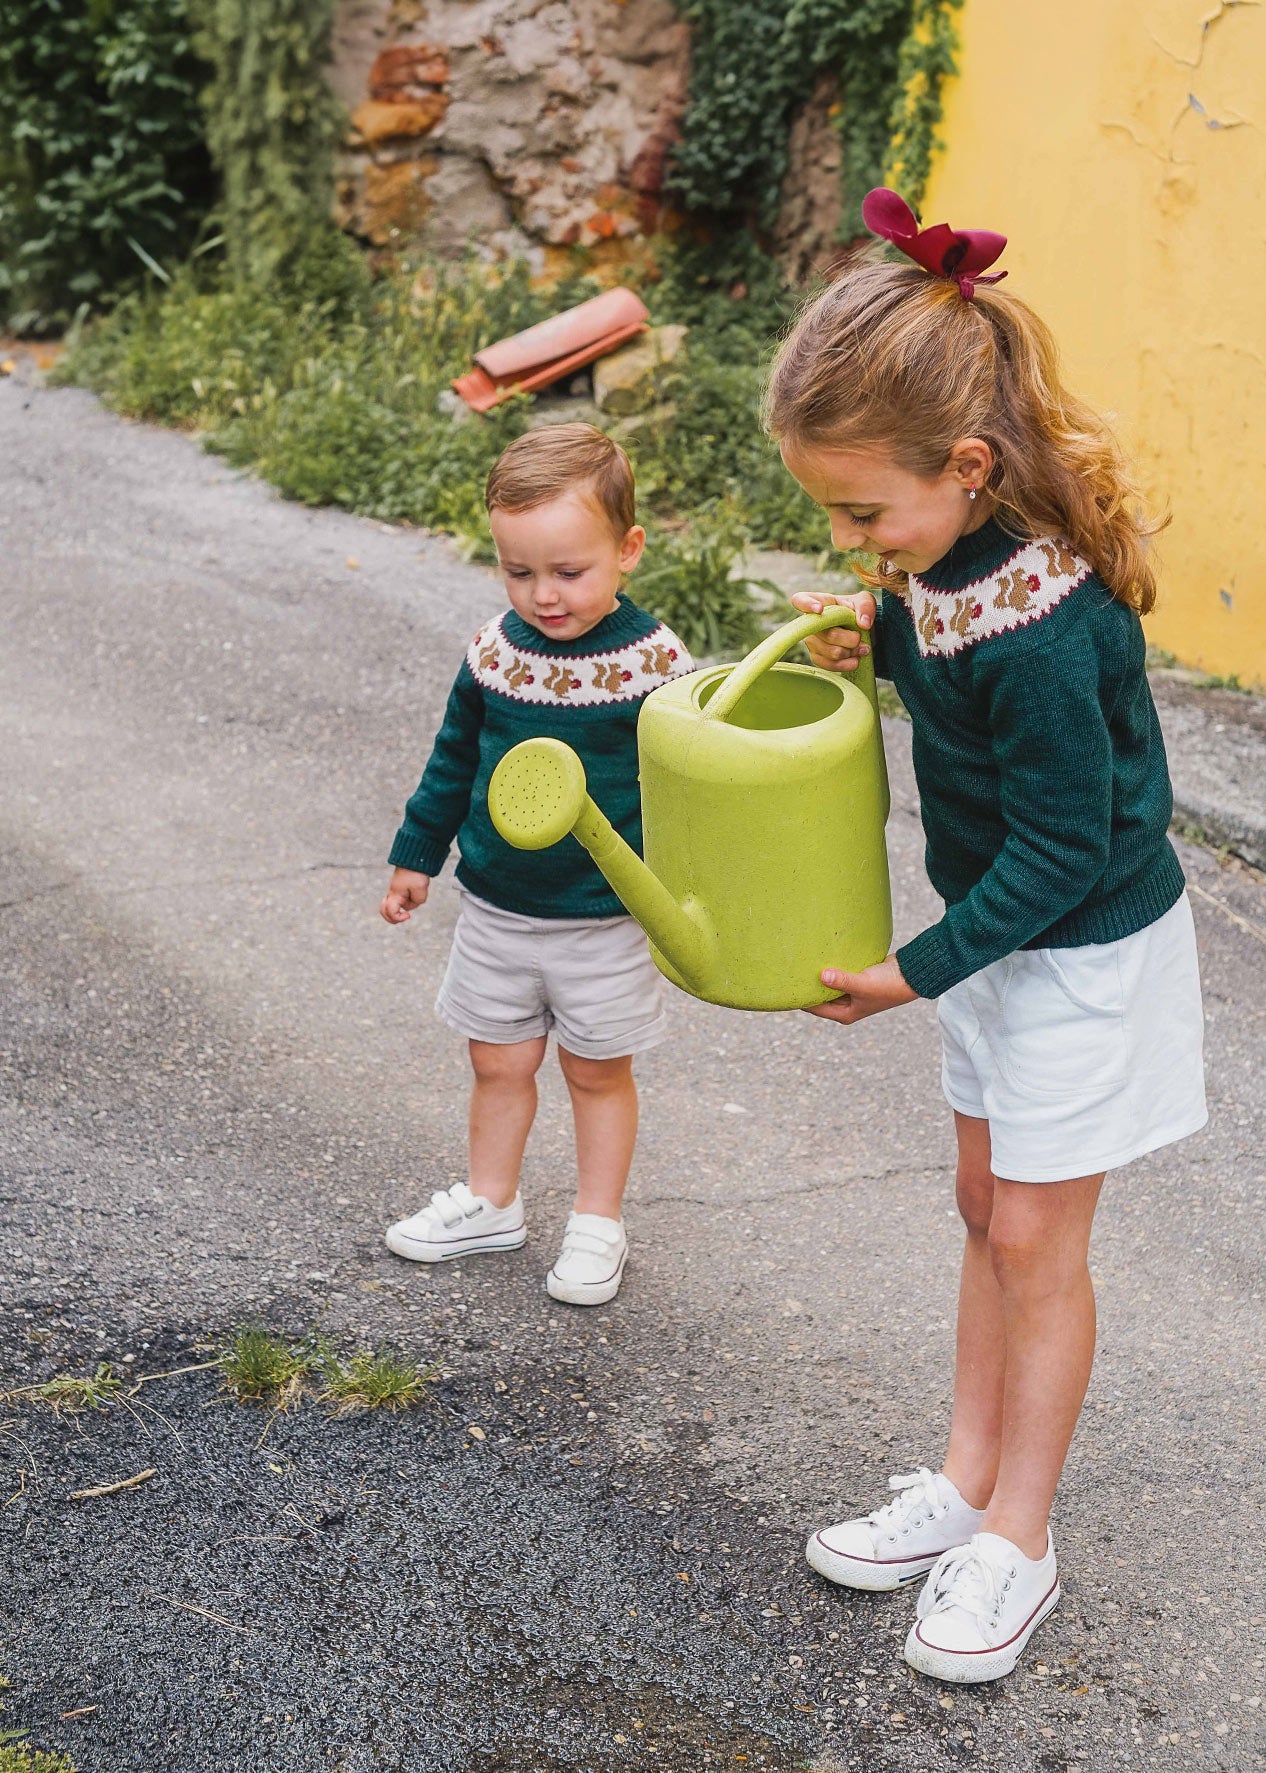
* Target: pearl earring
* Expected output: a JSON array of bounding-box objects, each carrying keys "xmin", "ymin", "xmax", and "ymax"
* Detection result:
[{"xmin": 967, "ymin": 487, "xmax": 978, "ymax": 501}]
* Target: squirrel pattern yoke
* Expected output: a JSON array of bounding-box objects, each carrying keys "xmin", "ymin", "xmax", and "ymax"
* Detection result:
[
  {"xmin": 872, "ymin": 518, "xmax": 1185, "ymax": 1000},
  {"xmin": 389, "ymin": 593, "xmax": 694, "ymax": 919}
]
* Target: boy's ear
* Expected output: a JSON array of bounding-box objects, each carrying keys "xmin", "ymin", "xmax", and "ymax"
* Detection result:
[{"xmin": 618, "ymin": 524, "xmax": 647, "ymax": 574}]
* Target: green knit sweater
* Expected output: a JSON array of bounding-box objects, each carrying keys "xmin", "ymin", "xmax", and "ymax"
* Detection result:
[
  {"xmin": 389, "ymin": 594, "xmax": 694, "ymax": 918},
  {"xmin": 873, "ymin": 519, "xmax": 1185, "ymax": 1000}
]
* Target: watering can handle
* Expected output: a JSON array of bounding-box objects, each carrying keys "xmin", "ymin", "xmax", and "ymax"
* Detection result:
[{"xmin": 700, "ymin": 604, "xmax": 879, "ymax": 724}]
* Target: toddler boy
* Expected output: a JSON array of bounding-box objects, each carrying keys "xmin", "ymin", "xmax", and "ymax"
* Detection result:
[{"xmin": 379, "ymin": 423, "xmax": 692, "ymax": 1304}]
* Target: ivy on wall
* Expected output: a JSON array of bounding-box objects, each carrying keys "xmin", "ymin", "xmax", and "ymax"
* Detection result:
[
  {"xmin": 668, "ymin": 0, "xmax": 962, "ymax": 239},
  {"xmin": 882, "ymin": 0, "xmax": 964, "ymax": 204},
  {"xmin": 195, "ymin": 0, "xmax": 343, "ymax": 284},
  {"xmin": 0, "ymin": 0, "xmax": 214, "ymax": 330}
]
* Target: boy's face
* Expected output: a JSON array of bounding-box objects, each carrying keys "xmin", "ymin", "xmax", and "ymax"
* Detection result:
[{"xmin": 490, "ymin": 490, "xmax": 645, "ymax": 643}]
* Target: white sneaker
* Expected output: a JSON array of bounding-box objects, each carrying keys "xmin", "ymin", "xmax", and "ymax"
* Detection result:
[
  {"xmin": 384, "ymin": 1182, "xmax": 526, "ymax": 1262},
  {"xmin": 806, "ymin": 1467, "xmax": 984, "ymax": 1592},
  {"xmin": 905, "ymin": 1529, "xmax": 1060, "ymax": 1683},
  {"xmin": 545, "ymin": 1212, "xmax": 626, "ymax": 1305}
]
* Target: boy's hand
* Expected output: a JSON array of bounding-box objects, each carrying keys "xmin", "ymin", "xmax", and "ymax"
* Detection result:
[
  {"xmin": 791, "ymin": 590, "xmax": 877, "ymax": 673},
  {"xmin": 805, "ymin": 955, "xmax": 917, "ymax": 1024},
  {"xmin": 380, "ymin": 868, "xmax": 430, "ymax": 924}
]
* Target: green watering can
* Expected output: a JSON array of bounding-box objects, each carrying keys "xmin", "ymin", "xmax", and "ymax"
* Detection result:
[{"xmin": 488, "ymin": 606, "xmax": 892, "ymax": 1010}]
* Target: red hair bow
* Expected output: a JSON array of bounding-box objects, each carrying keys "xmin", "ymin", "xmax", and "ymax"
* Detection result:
[{"xmin": 862, "ymin": 187, "xmax": 1007, "ymax": 300}]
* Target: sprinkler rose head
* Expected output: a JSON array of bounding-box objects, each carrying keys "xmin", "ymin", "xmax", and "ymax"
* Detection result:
[{"xmin": 489, "ymin": 736, "xmax": 589, "ymax": 850}]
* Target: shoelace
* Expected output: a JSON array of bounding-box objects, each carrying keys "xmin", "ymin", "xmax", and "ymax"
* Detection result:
[
  {"xmin": 922, "ymin": 1542, "xmax": 1015, "ymax": 1634},
  {"xmin": 867, "ymin": 1466, "xmax": 945, "ymax": 1538},
  {"xmin": 425, "ymin": 1182, "xmax": 484, "ymax": 1231}
]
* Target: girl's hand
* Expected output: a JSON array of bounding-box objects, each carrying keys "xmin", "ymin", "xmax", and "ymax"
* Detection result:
[
  {"xmin": 791, "ymin": 590, "xmax": 877, "ymax": 672},
  {"xmin": 805, "ymin": 955, "xmax": 917, "ymax": 1024},
  {"xmin": 380, "ymin": 868, "xmax": 430, "ymax": 924}
]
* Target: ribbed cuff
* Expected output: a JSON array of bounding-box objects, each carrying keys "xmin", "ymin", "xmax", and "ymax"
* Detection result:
[
  {"xmin": 898, "ymin": 847, "xmax": 1189, "ymax": 1001},
  {"xmin": 388, "ymin": 827, "xmax": 450, "ymax": 876},
  {"xmin": 895, "ymin": 926, "xmax": 958, "ymax": 1000}
]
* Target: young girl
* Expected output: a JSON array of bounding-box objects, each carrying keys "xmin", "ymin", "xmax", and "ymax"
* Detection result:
[{"xmin": 766, "ymin": 190, "xmax": 1207, "ymax": 1683}]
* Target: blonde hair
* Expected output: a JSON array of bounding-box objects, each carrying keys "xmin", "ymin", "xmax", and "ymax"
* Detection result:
[
  {"xmin": 764, "ymin": 257, "xmax": 1165, "ymax": 613},
  {"xmin": 485, "ymin": 423, "xmax": 636, "ymax": 541}
]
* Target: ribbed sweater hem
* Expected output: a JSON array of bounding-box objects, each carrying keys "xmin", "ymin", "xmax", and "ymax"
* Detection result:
[
  {"xmin": 455, "ymin": 860, "xmax": 627, "ymax": 921},
  {"xmin": 897, "ymin": 846, "xmax": 1187, "ymax": 1000}
]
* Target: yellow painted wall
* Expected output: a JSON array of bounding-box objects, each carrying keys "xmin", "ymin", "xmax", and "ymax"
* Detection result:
[{"xmin": 925, "ymin": 0, "xmax": 1266, "ymax": 685}]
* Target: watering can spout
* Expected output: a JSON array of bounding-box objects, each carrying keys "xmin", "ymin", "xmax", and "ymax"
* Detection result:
[{"xmin": 488, "ymin": 737, "xmax": 716, "ymax": 991}]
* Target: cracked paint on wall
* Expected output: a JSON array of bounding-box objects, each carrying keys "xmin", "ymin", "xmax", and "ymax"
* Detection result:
[{"xmin": 925, "ymin": 0, "xmax": 1266, "ymax": 685}]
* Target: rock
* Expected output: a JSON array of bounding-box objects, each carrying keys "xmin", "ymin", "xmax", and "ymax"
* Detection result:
[
  {"xmin": 528, "ymin": 396, "xmax": 603, "ymax": 430},
  {"xmin": 607, "ymin": 400, "xmax": 676, "ymax": 446},
  {"xmin": 350, "ymin": 95, "xmax": 449, "ymax": 144},
  {"xmin": 593, "ymin": 325, "xmax": 687, "ymax": 415},
  {"xmin": 437, "ymin": 388, "xmax": 477, "ymax": 425},
  {"xmin": 330, "ymin": 0, "xmax": 691, "ymax": 262},
  {"xmin": 369, "ymin": 44, "xmax": 449, "ymax": 97},
  {"xmin": 358, "ymin": 158, "xmax": 438, "ymax": 243}
]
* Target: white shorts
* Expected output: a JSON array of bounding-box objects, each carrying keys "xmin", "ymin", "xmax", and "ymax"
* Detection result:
[
  {"xmin": 436, "ymin": 890, "xmax": 667, "ymax": 1060},
  {"xmin": 938, "ymin": 893, "xmax": 1207, "ymax": 1183}
]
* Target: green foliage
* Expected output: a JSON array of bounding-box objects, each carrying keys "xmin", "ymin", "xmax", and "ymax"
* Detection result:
[
  {"xmin": 2, "ymin": 1363, "xmax": 124, "ymax": 1414},
  {"xmin": 217, "ymin": 1323, "xmax": 436, "ymax": 1413},
  {"xmin": 637, "ymin": 508, "xmax": 772, "ymax": 659},
  {"xmin": 0, "ymin": 1747, "xmax": 77, "ymax": 1773},
  {"xmin": 64, "ymin": 236, "xmax": 834, "ymax": 654},
  {"xmin": 320, "ymin": 1348, "xmax": 438, "ymax": 1414},
  {"xmin": 0, "ymin": 0, "xmax": 214, "ymax": 330},
  {"xmin": 668, "ymin": 0, "xmax": 961, "ymax": 236},
  {"xmin": 882, "ymin": 0, "xmax": 965, "ymax": 206},
  {"xmin": 194, "ymin": 0, "xmax": 343, "ymax": 283},
  {"xmin": 218, "ymin": 1325, "xmax": 318, "ymax": 1406}
]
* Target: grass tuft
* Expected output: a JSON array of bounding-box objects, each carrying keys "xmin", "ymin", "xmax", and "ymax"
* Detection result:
[
  {"xmin": 319, "ymin": 1348, "xmax": 439, "ymax": 1415},
  {"xmin": 0, "ymin": 1746, "xmax": 78, "ymax": 1772},
  {"xmin": 217, "ymin": 1326, "xmax": 321, "ymax": 1409},
  {"xmin": 20, "ymin": 1364, "xmax": 123, "ymax": 1415},
  {"xmin": 217, "ymin": 1325, "xmax": 436, "ymax": 1414}
]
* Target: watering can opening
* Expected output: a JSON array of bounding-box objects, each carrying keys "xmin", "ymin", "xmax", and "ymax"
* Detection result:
[{"xmin": 693, "ymin": 665, "xmax": 845, "ymax": 733}]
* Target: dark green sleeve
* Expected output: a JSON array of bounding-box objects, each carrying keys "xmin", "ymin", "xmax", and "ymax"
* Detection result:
[
  {"xmin": 387, "ymin": 662, "xmax": 484, "ymax": 876},
  {"xmin": 896, "ymin": 628, "xmax": 1114, "ymax": 998},
  {"xmin": 869, "ymin": 594, "xmax": 891, "ymax": 681}
]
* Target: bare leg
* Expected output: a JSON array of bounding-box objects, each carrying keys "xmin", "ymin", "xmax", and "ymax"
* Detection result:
[
  {"xmin": 981, "ymin": 1172, "xmax": 1104, "ymax": 1557},
  {"xmin": 557, "ymin": 1047, "xmax": 638, "ymax": 1219},
  {"xmin": 467, "ymin": 1036, "xmax": 548, "ymax": 1208},
  {"xmin": 941, "ymin": 1112, "xmax": 1005, "ymax": 1511}
]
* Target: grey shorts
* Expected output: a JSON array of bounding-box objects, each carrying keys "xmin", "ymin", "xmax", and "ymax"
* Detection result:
[{"xmin": 436, "ymin": 890, "xmax": 668, "ymax": 1060}]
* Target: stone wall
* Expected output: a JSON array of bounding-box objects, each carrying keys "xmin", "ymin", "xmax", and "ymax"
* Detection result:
[{"xmin": 329, "ymin": 0, "xmax": 691, "ymax": 269}]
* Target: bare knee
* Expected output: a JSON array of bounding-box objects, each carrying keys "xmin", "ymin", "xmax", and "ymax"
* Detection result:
[
  {"xmin": 987, "ymin": 1176, "xmax": 1103, "ymax": 1299},
  {"xmin": 953, "ymin": 1112, "xmax": 995, "ymax": 1237},
  {"xmin": 558, "ymin": 1048, "xmax": 633, "ymax": 1095},
  {"xmin": 470, "ymin": 1038, "xmax": 546, "ymax": 1086},
  {"xmin": 956, "ymin": 1166, "xmax": 995, "ymax": 1239},
  {"xmin": 986, "ymin": 1220, "xmax": 1086, "ymax": 1304}
]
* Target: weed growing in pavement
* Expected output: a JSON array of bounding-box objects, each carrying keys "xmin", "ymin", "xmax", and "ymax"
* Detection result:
[
  {"xmin": 0, "ymin": 1364, "xmax": 124, "ymax": 1416},
  {"xmin": 217, "ymin": 1325, "xmax": 322, "ymax": 1408},
  {"xmin": 61, "ymin": 235, "xmax": 835, "ymax": 656},
  {"xmin": 0, "ymin": 1744, "xmax": 77, "ymax": 1771},
  {"xmin": 319, "ymin": 1348, "xmax": 439, "ymax": 1415},
  {"xmin": 218, "ymin": 1325, "xmax": 437, "ymax": 1415}
]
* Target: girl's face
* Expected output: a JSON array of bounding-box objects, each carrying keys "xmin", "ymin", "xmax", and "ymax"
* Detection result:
[
  {"xmin": 490, "ymin": 491, "xmax": 645, "ymax": 642},
  {"xmin": 780, "ymin": 439, "xmax": 991, "ymax": 575}
]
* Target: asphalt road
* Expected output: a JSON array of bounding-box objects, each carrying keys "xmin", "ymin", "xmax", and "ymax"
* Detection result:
[{"xmin": 2, "ymin": 370, "xmax": 1264, "ymax": 1772}]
